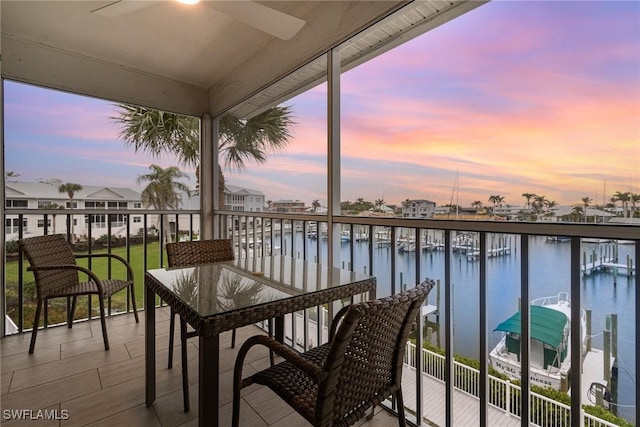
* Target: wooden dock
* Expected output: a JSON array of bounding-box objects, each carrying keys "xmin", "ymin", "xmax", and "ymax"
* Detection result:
[
  {"xmin": 401, "ymin": 366, "xmax": 521, "ymax": 426},
  {"xmin": 581, "ymin": 259, "xmax": 636, "ymax": 276}
]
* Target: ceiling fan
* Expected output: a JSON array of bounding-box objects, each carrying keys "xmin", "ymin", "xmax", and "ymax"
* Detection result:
[{"xmin": 91, "ymin": 0, "xmax": 306, "ymax": 40}]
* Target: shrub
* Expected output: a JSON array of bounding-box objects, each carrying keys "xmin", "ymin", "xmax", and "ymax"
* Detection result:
[{"xmin": 6, "ymin": 240, "xmax": 19, "ymax": 253}]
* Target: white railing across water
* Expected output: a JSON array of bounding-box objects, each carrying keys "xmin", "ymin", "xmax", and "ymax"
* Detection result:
[{"xmin": 405, "ymin": 341, "xmax": 620, "ymax": 427}]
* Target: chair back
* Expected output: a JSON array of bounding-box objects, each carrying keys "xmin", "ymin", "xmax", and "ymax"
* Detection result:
[
  {"xmin": 18, "ymin": 234, "xmax": 79, "ymax": 299},
  {"xmin": 165, "ymin": 239, "xmax": 234, "ymax": 268},
  {"xmin": 317, "ymin": 278, "xmax": 435, "ymax": 426}
]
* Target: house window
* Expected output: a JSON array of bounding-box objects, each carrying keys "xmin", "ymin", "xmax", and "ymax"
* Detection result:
[
  {"xmin": 109, "ymin": 214, "xmax": 127, "ymax": 227},
  {"xmin": 133, "ymin": 216, "xmax": 141, "ymax": 223},
  {"xmin": 37, "ymin": 200, "xmax": 53, "ymax": 209},
  {"xmin": 5, "ymin": 199, "xmax": 28, "ymax": 209},
  {"xmin": 86, "ymin": 214, "xmax": 106, "ymax": 228},
  {"xmin": 85, "ymin": 201, "xmax": 105, "ymax": 209},
  {"xmin": 133, "ymin": 202, "xmax": 142, "ymax": 209},
  {"xmin": 5, "ymin": 218, "xmax": 27, "ymax": 233},
  {"xmin": 108, "ymin": 202, "xmax": 128, "ymax": 209},
  {"xmin": 65, "ymin": 201, "xmax": 79, "ymax": 209},
  {"xmin": 37, "ymin": 219, "xmax": 52, "ymax": 228}
]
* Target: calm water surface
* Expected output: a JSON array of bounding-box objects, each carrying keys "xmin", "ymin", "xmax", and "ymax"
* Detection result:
[{"xmin": 284, "ymin": 232, "xmax": 636, "ymax": 422}]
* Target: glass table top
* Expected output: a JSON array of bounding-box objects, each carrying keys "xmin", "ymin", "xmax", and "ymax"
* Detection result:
[{"xmin": 146, "ymin": 255, "xmax": 373, "ymax": 318}]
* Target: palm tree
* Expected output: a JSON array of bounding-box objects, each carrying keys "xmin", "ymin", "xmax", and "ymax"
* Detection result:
[
  {"xmin": 611, "ymin": 191, "xmax": 631, "ymax": 218},
  {"xmin": 630, "ymin": 193, "xmax": 640, "ymax": 218},
  {"xmin": 532, "ymin": 194, "xmax": 547, "ymax": 216},
  {"xmin": 374, "ymin": 198, "xmax": 385, "ymax": 212},
  {"xmin": 581, "ymin": 196, "xmax": 592, "ymax": 222},
  {"xmin": 471, "ymin": 200, "xmax": 483, "ymax": 211},
  {"xmin": 544, "ymin": 200, "xmax": 558, "ymax": 218},
  {"xmin": 571, "ymin": 205, "xmax": 584, "ymax": 222},
  {"xmin": 113, "ymin": 105, "xmax": 294, "ymax": 209},
  {"xmin": 311, "ymin": 199, "xmax": 321, "ymax": 213},
  {"xmin": 58, "ymin": 182, "xmax": 82, "ymax": 242},
  {"xmin": 5, "ymin": 171, "xmax": 20, "ymax": 182},
  {"xmin": 488, "ymin": 195, "xmax": 505, "ymax": 216},
  {"xmin": 521, "ymin": 193, "xmax": 535, "ymax": 209},
  {"xmin": 137, "ymin": 165, "xmax": 191, "ymax": 243}
]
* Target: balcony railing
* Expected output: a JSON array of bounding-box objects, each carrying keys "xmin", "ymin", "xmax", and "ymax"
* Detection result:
[{"xmin": 3, "ymin": 208, "xmax": 638, "ymax": 426}]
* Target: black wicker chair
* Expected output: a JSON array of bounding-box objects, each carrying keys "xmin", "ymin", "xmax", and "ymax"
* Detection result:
[
  {"xmin": 18, "ymin": 234, "xmax": 138, "ymax": 354},
  {"xmin": 165, "ymin": 238, "xmax": 234, "ymax": 412},
  {"xmin": 232, "ymin": 277, "xmax": 435, "ymax": 427}
]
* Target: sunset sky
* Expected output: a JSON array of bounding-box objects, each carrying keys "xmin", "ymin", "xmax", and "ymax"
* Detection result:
[{"xmin": 4, "ymin": 1, "xmax": 639, "ymax": 208}]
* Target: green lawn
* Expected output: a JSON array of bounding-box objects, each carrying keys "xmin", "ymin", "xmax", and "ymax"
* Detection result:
[{"xmin": 5, "ymin": 242, "xmax": 167, "ymax": 327}]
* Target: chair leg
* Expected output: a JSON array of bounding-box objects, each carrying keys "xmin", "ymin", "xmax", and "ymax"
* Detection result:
[
  {"xmin": 29, "ymin": 299, "xmax": 43, "ymax": 354},
  {"xmin": 168, "ymin": 309, "xmax": 176, "ymax": 369},
  {"xmin": 130, "ymin": 283, "xmax": 139, "ymax": 323},
  {"xmin": 180, "ymin": 317, "xmax": 190, "ymax": 412},
  {"xmin": 98, "ymin": 297, "xmax": 110, "ymax": 351},
  {"xmin": 267, "ymin": 319, "xmax": 274, "ymax": 366},
  {"xmin": 395, "ymin": 389, "xmax": 407, "ymax": 427},
  {"xmin": 68, "ymin": 296, "xmax": 77, "ymax": 328}
]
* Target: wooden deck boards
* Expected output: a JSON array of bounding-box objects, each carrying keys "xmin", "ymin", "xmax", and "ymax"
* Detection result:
[
  {"xmin": 2, "ymin": 307, "xmax": 523, "ymax": 426},
  {"xmin": 401, "ymin": 366, "xmax": 521, "ymax": 427},
  {"xmin": 1, "ymin": 308, "xmax": 398, "ymax": 427}
]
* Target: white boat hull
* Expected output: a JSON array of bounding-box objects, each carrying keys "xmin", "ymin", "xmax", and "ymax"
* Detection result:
[{"xmin": 489, "ymin": 292, "xmax": 586, "ymax": 391}]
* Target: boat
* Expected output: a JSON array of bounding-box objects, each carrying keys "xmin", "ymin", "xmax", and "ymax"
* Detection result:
[
  {"xmin": 489, "ymin": 292, "xmax": 587, "ymax": 390},
  {"xmin": 546, "ymin": 236, "xmax": 571, "ymax": 242}
]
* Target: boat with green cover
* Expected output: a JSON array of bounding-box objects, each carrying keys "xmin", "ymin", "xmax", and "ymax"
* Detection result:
[{"xmin": 489, "ymin": 292, "xmax": 587, "ymax": 390}]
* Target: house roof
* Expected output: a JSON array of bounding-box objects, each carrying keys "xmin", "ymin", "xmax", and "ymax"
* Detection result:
[
  {"xmin": 225, "ymin": 184, "xmax": 264, "ymax": 197},
  {"xmin": 1, "ymin": 1, "xmax": 484, "ymax": 118},
  {"xmin": 5, "ymin": 181, "xmax": 141, "ymax": 201}
]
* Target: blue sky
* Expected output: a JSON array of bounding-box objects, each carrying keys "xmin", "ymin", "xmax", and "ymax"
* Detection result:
[{"xmin": 4, "ymin": 1, "xmax": 640, "ymax": 208}]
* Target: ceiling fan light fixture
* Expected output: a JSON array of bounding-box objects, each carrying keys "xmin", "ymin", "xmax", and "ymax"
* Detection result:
[{"xmin": 177, "ymin": 0, "xmax": 200, "ymax": 5}]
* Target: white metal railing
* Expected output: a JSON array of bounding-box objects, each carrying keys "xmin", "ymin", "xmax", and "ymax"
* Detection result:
[
  {"xmin": 405, "ymin": 342, "xmax": 621, "ymax": 427},
  {"xmin": 3, "ymin": 209, "xmax": 637, "ymax": 425}
]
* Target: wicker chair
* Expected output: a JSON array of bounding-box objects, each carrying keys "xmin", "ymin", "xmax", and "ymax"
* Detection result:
[
  {"xmin": 18, "ymin": 234, "xmax": 139, "ymax": 354},
  {"xmin": 232, "ymin": 277, "xmax": 435, "ymax": 427},
  {"xmin": 165, "ymin": 238, "xmax": 235, "ymax": 412}
]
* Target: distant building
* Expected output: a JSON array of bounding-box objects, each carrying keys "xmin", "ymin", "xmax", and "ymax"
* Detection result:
[
  {"xmin": 268, "ymin": 199, "xmax": 307, "ymax": 213},
  {"xmin": 224, "ymin": 185, "xmax": 265, "ymax": 212},
  {"xmin": 402, "ymin": 199, "xmax": 436, "ymax": 219},
  {"xmin": 5, "ymin": 181, "xmax": 143, "ymax": 240}
]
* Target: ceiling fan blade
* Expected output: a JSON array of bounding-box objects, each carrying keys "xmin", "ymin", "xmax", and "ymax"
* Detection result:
[
  {"xmin": 92, "ymin": 0, "xmax": 157, "ymax": 17},
  {"xmin": 208, "ymin": 1, "xmax": 305, "ymax": 40}
]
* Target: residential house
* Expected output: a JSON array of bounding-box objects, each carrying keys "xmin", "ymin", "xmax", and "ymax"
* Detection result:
[
  {"xmin": 401, "ymin": 199, "xmax": 436, "ymax": 219},
  {"xmin": 5, "ymin": 181, "xmax": 143, "ymax": 241},
  {"xmin": 267, "ymin": 199, "xmax": 307, "ymax": 214}
]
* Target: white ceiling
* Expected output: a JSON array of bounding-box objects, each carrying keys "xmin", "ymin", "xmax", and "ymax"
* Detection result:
[{"xmin": 1, "ymin": 1, "xmax": 484, "ymax": 118}]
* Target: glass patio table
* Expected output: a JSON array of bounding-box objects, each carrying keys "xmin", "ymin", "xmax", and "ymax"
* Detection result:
[{"xmin": 144, "ymin": 255, "xmax": 376, "ymax": 427}]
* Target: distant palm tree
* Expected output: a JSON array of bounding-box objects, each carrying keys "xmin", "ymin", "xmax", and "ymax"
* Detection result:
[
  {"xmin": 5, "ymin": 171, "xmax": 20, "ymax": 182},
  {"xmin": 611, "ymin": 191, "xmax": 631, "ymax": 218},
  {"xmin": 311, "ymin": 199, "xmax": 321, "ymax": 213},
  {"xmin": 571, "ymin": 205, "xmax": 584, "ymax": 222},
  {"xmin": 137, "ymin": 165, "xmax": 191, "ymax": 243},
  {"xmin": 545, "ymin": 200, "xmax": 558, "ymax": 212},
  {"xmin": 488, "ymin": 195, "xmax": 505, "ymax": 216},
  {"xmin": 631, "ymin": 193, "xmax": 640, "ymax": 218},
  {"xmin": 58, "ymin": 182, "xmax": 82, "ymax": 242},
  {"xmin": 113, "ymin": 105, "xmax": 294, "ymax": 209},
  {"xmin": 532, "ymin": 194, "xmax": 547, "ymax": 216},
  {"xmin": 521, "ymin": 193, "xmax": 535, "ymax": 209},
  {"xmin": 374, "ymin": 198, "xmax": 385, "ymax": 212},
  {"xmin": 581, "ymin": 196, "xmax": 592, "ymax": 222},
  {"xmin": 471, "ymin": 200, "xmax": 483, "ymax": 211}
]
